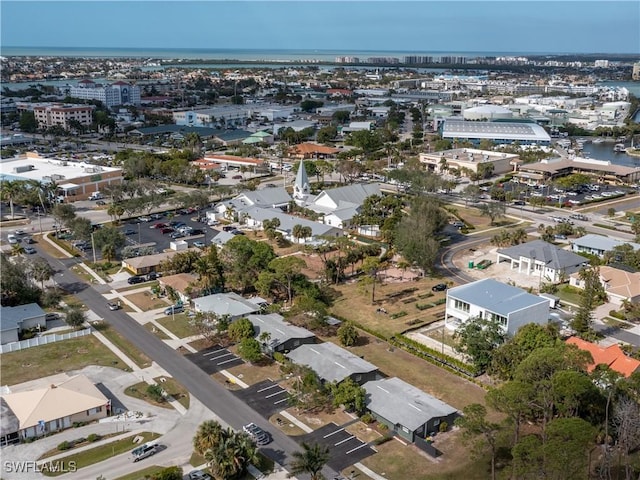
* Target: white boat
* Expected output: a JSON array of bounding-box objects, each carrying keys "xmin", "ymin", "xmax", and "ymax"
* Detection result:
[
  {"xmin": 614, "ymin": 143, "xmax": 625, "ymax": 152},
  {"xmin": 592, "ymin": 138, "xmax": 604, "ymax": 144}
]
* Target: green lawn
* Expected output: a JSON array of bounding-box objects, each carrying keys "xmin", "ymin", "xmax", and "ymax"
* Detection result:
[
  {"xmin": 144, "ymin": 322, "xmax": 171, "ymax": 339},
  {"xmin": 157, "ymin": 314, "xmax": 197, "ymax": 339},
  {"xmin": 114, "ymin": 466, "xmax": 165, "ymax": 480},
  {"xmin": 0, "ymin": 336, "xmax": 125, "ymax": 386},
  {"xmin": 93, "ymin": 323, "xmax": 152, "ymax": 368},
  {"xmin": 124, "ymin": 377, "xmax": 190, "ymax": 410},
  {"xmin": 43, "ymin": 432, "xmax": 157, "ymax": 477},
  {"xmin": 556, "ymin": 284, "xmax": 583, "ymax": 306}
]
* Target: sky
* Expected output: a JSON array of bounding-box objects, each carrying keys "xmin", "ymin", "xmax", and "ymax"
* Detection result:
[{"xmin": 1, "ymin": 1, "xmax": 639, "ymax": 55}]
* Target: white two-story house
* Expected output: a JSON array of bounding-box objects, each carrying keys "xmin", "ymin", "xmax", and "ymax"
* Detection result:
[{"xmin": 445, "ymin": 278, "xmax": 549, "ymax": 336}]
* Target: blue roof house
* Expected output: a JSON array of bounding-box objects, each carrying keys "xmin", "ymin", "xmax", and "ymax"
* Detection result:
[{"xmin": 445, "ymin": 278, "xmax": 549, "ymax": 336}]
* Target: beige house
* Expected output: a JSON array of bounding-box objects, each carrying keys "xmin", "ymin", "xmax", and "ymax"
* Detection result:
[
  {"xmin": 122, "ymin": 250, "xmax": 182, "ymax": 275},
  {"xmin": 158, "ymin": 273, "xmax": 199, "ymax": 303},
  {"xmin": 569, "ymin": 266, "xmax": 640, "ymax": 306},
  {"xmin": 419, "ymin": 148, "xmax": 519, "ymax": 175},
  {"xmin": 0, "ymin": 375, "xmax": 109, "ymax": 442}
]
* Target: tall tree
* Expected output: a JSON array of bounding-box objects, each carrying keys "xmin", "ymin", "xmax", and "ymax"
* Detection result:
[
  {"xmin": 287, "ymin": 442, "xmax": 331, "ymax": 480},
  {"xmin": 454, "ymin": 316, "xmax": 506, "ymax": 373},
  {"xmin": 28, "ymin": 257, "xmax": 54, "ymax": 290},
  {"xmin": 572, "ymin": 267, "xmax": 606, "ymax": 335},
  {"xmin": 455, "ymin": 404, "xmax": 502, "ymax": 480}
]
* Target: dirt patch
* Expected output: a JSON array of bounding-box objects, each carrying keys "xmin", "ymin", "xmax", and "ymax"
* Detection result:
[
  {"xmin": 284, "ymin": 407, "xmax": 355, "ymax": 430},
  {"xmin": 124, "ymin": 291, "xmax": 170, "ymax": 311},
  {"xmin": 269, "ymin": 414, "xmax": 307, "ymax": 436},
  {"xmin": 345, "ymin": 422, "xmax": 383, "ymax": 443},
  {"xmin": 225, "ymin": 361, "xmax": 284, "ymax": 386}
]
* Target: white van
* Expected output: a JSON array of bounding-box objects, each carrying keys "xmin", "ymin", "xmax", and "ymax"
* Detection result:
[{"xmin": 89, "ymin": 192, "xmax": 103, "ymax": 201}]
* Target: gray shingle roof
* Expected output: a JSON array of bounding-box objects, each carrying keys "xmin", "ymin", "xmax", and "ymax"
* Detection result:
[
  {"xmin": 447, "ymin": 278, "xmax": 548, "ymax": 317},
  {"xmin": 364, "ymin": 377, "xmax": 457, "ymax": 431},
  {"xmin": 287, "ymin": 342, "xmax": 378, "ymax": 383},
  {"xmin": 193, "ymin": 292, "xmax": 260, "ymax": 317},
  {"xmin": 572, "ymin": 234, "xmax": 640, "ymax": 253},
  {"xmin": 0, "ymin": 304, "xmax": 45, "ymax": 332},
  {"xmin": 248, "ymin": 314, "xmax": 315, "ymax": 349},
  {"xmin": 498, "ymin": 239, "xmax": 586, "ymax": 270}
]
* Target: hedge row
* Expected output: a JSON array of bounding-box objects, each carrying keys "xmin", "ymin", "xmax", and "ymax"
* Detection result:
[{"xmin": 391, "ymin": 334, "xmax": 479, "ymax": 377}]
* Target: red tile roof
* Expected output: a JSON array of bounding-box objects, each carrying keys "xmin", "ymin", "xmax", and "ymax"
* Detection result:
[
  {"xmin": 566, "ymin": 336, "xmax": 640, "ymax": 377},
  {"xmin": 290, "ymin": 142, "xmax": 340, "ymax": 155}
]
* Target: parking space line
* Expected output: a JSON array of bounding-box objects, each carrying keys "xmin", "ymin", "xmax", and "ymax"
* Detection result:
[
  {"xmin": 265, "ymin": 389, "xmax": 287, "ymax": 399},
  {"xmin": 257, "ymin": 384, "xmax": 279, "ymax": 393},
  {"xmin": 323, "ymin": 427, "xmax": 344, "ymax": 438},
  {"xmin": 203, "ymin": 349, "xmax": 226, "ymax": 356},
  {"xmin": 346, "ymin": 442, "xmax": 369, "ymax": 455},
  {"xmin": 217, "ymin": 357, "xmax": 240, "ymax": 366},
  {"xmin": 209, "ymin": 352, "xmax": 234, "ymax": 361},
  {"xmin": 334, "ymin": 435, "xmax": 355, "ymax": 446},
  {"xmin": 273, "ymin": 397, "xmax": 288, "ymax": 405}
]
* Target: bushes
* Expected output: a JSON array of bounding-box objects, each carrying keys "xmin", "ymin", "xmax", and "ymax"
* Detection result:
[
  {"xmin": 57, "ymin": 441, "xmax": 71, "ymax": 451},
  {"xmin": 146, "ymin": 384, "xmax": 165, "ymax": 403},
  {"xmin": 390, "ymin": 311, "xmax": 408, "ymax": 319},
  {"xmin": 439, "ymin": 421, "xmax": 449, "ymax": 433},
  {"xmin": 416, "ymin": 303, "xmax": 435, "ymax": 311},
  {"xmin": 87, "ymin": 433, "xmax": 102, "ymax": 442},
  {"xmin": 360, "ymin": 413, "xmax": 375, "ymax": 424},
  {"xmin": 374, "ymin": 434, "xmax": 394, "ymax": 446},
  {"xmin": 433, "ymin": 298, "xmax": 446, "ymax": 306},
  {"xmin": 273, "ymin": 352, "xmax": 286, "ymax": 364},
  {"xmin": 609, "ymin": 310, "xmax": 626, "ymax": 320}
]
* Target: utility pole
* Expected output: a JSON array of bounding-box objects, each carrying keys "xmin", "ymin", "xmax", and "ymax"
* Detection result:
[{"xmin": 91, "ymin": 232, "xmax": 97, "ymax": 264}]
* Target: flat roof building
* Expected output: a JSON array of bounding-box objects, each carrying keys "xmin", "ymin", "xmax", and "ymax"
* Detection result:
[
  {"xmin": 442, "ymin": 119, "xmax": 551, "ymax": 145},
  {"xmin": 420, "ymin": 148, "xmax": 519, "ymax": 175}
]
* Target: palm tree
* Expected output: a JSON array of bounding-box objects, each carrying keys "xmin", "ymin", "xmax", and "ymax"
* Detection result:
[
  {"xmin": 287, "ymin": 442, "xmax": 330, "ymax": 480},
  {"xmin": 292, "ymin": 224, "xmax": 305, "ymax": 243},
  {"xmin": 0, "ymin": 180, "xmax": 25, "ymax": 219},
  {"xmin": 102, "ymin": 244, "xmax": 116, "ymax": 262},
  {"xmin": 29, "ymin": 257, "xmax": 54, "ymax": 290},
  {"xmin": 193, "ymin": 420, "xmax": 223, "ymax": 456}
]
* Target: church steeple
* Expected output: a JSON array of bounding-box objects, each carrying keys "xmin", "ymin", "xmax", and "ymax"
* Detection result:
[{"xmin": 293, "ymin": 160, "xmax": 310, "ymax": 201}]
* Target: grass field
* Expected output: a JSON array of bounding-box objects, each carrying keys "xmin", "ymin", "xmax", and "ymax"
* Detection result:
[
  {"xmin": 157, "ymin": 314, "xmax": 196, "ymax": 339},
  {"xmin": 556, "ymin": 284, "xmax": 583, "ymax": 306},
  {"xmin": 330, "ymin": 279, "xmax": 449, "ymax": 338},
  {"xmin": 124, "ymin": 381, "xmax": 173, "ymax": 409},
  {"xmin": 0, "ymin": 336, "xmax": 125, "ymax": 386},
  {"xmin": 93, "ymin": 323, "xmax": 152, "ymax": 368},
  {"xmin": 143, "ymin": 322, "xmax": 171, "ymax": 339},
  {"xmin": 43, "ymin": 432, "xmax": 157, "ymax": 477},
  {"xmin": 114, "ymin": 466, "xmax": 165, "ymax": 480},
  {"xmin": 39, "ymin": 432, "xmax": 123, "ymax": 459},
  {"xmin": 125, "ymin": 291, "xmax": 169, "ymax": 311},
  {"xmin": 36, "ymin": 234, "xmax": 68, "ymax": 258},
  {"xmin": 154, "ymin": 376, "xmax": 190, "ymax": 409}
]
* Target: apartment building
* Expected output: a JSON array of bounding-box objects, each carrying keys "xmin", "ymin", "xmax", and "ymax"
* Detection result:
[
  {"xmin": 33, "ymin": 103, "xmax": 94, "ymax": 129},
  {"xmin": 63, "ymin": 80, "xmax": 141, "ymax": 108}
]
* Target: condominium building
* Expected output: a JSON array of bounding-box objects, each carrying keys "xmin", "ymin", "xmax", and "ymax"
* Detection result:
[
  {"xmin": 62, "ymin": 80, "xmax": 141, "ymax": 108},
  {"xmin": 33, "ymin": 103, "xmax": 94, "ymax": 129}
]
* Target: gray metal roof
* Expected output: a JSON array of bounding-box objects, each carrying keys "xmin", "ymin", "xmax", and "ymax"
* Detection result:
[
  {"xmin": 312, "ymin": 183, "xmax": 381, "ymax": 210},
  {"xmin": 210, "ymin": 230, "xmax": 235, "ymax": 246},
  {"xmin": 0, "ymin": 304, "xmax": 45, "ymax": 332},
  {"xmin": 193, "ymin": 292, "xmax": 260, "ymax": 317},
  {"xmin": 248, "ymin": 314, "xmax": 315, "ymax": 349},
  {"xmin": 245, "ymin": 207, "xmax": 342, "ymax": 237},
  {"xmin": 572, "ymin": 234, "xmax": 640, "ymax": 253},
  {"xmin": 287, "ymin": 342, "xmax": 378, "ymax": 384},
  {"xmin": 447, "ymin": 278, "xmax": 548, "ymax": 317},
  {"xmin": 234, "ymin": 188, "xmax": 292, "ymax": 208},
  {"xmin": 498, "ymin": 239, "xmax": 586, "ymax": 270},
  {"xmin": 364, "ymin": 377, "xmax": 457, "ymax": 431},
  {"xmin": 443, "ymin": 120, "xmax": 550, "ymax": 142}
]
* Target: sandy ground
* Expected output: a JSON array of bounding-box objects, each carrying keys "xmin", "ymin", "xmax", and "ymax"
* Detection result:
[{"xmin": 456, "ymin": 244, "xmax": 546, "ymax": 290}]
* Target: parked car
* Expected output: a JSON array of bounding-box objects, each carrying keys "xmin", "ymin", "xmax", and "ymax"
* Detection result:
[
  {"xmin": 139, "ymin": 216, "xmax": 152, "ymax": 222},
  {"xmin": 146, "ymin": 272, "xmax": 158, "ymax": 281},
  {"xmin": 23, "ymin": 236, "xmax": 35, "ymax": 244},
  {"xmin": 242, "ymin": 423, "xmax": 270, "ymax": 445},
  {"xmin": 170, "ymin": 232, "xmax": 185, "ymax": 239},
  {"xmin": 161, "ymin": 227, "xmax": 174, "ymax": 234},
  {"xmin": 124, "ymin": 229, "xmax": 136, "ymax": 235},
  {"xmin": 164, "ymin": 305, "xmax": 184, "ymax": 315},
  {"xmin": 150, "ymin": 213, "xmax": 164, "ymax": 220},
  {"xmin": 194, "ymin": 241, "xmax": 205, "ymax": 248},
  {"xmin": 96, "ymin": 200, "xmax": 106, "ymax": 206},
  {"xmin": 128, "ymin": 276, "xmax": 145, "ymax": 285},
  {"xmin": 151, "ymin": 223, "xmax": 167, "ymax": 229},
  {"xmin": 107, "ymin": 302, "xmax": 121, "ymax": 311},
  {"xmin": 222, "ymin": 225, "xmax": 236, "ymax": 232},
  {"xmin": 188, "ymin": 470, "xmax": 212, "ymax": 480},
  {"xmin": 24, "ymin": 246, "xmax": 37, "ymax": 254},
  {"xmin": 45, "ymin": 313, "xmax": 60, "ymax": 321},
  {"xmin": 7, "ymin": 234, "xmax": 18, "ymax": 244},
  {"xmin": 432, "ymin": 283, "xmax": 448, "ymax": 292}
]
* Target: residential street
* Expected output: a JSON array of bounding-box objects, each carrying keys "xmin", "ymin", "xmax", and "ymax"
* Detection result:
[{"xmin": 32, "ymin": 245, "xmax": 339, "ymax": 479}]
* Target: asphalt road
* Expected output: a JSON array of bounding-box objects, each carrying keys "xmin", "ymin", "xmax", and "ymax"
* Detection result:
[{"xmin": 36, "ymin": 247, "xmax": 338, "ymax": 479}]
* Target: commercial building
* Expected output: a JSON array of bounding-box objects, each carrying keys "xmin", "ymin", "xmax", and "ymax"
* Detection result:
[
  {"xmin": 571, "ymin": 234, "xmax": 640, "ymax": 258},
  {"xmin": 0, "ymin": 152, "xmax": 123, "ymax": 200},
  {"xmin": 445, "ymin": 278, "xmax": 550, "ymax": 336},
  {"xmin": 419, "ymin": 148, "xmax": 519, "ymax": 175},
  {"xmin": 33, "ymin": 103, "xmax": 94, "ymax": 129},
  {"xmin": 63, "ymin": 80, "xmax": 140, "ymax": 108},
  {"xmin": 441, "ymin": 120, "xmax": 551, "ymax": 145},
  {"xmin": 515, "ymin": 156, "xmax": 640, "ymax": 184},
  {"xmin": 462, "ymin": 105, "xmax": 514, "ymax": 121}
]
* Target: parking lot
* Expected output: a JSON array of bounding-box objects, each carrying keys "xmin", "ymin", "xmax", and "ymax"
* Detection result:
[
  {"xmin": 233, "ymin": 380, "xmax": 290, "ymax": 418},
  {"xmin": 185, "ymin": 345, "xmax": 244, "ymax": 374},
  {"xmin": 119, "ymin": 210, "xmax": 217, "ymax": 253},
  {"xmin": 301, "ymin": 422, "xmax": 375, "ymax": 471}
]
